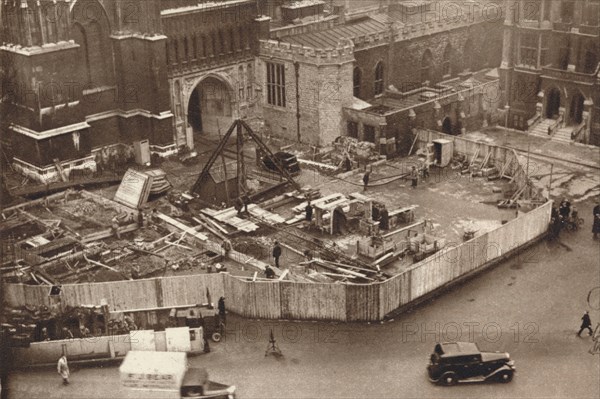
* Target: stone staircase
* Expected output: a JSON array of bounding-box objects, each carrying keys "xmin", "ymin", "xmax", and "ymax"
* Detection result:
[
  {"xmin": 553, "ymin": 126, "xmax": 574, "ymax": 143},
  {"xmin": 528, "ymin": 118, "xmax": 554, "ymax": 139}
]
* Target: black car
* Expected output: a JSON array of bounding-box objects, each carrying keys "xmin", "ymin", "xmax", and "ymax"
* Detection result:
[
  {"xmin": 261, "ymin": 152, "xmax": 300, "ymax": 176},
  {"xmin": 427, "ymin": 342, "xmax": 515, "ymax": 385}
]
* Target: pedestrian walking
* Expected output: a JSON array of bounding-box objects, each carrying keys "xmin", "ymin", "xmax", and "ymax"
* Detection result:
[
  {"xmin": 57, "ymin": 355, "xmax": 70, "ymax": 385},
  {"xmin": 305, "ymin": 200, "xmax": 313, "ymax": 222},
  {"xmin": 272, "ymin": 241, "xmax": 282, "ymax": 268},
  {"xmin": 362, "ymin": 170, "xmax": 370, "ymax": 192},
  {"xmin": 218, "ymin": 297, "xmax": 226, "ymax": 322},
  {"xmin": 577, "ymin": 311, "xmax": 593, "ymax": 337},
  {"xmin": 592, "ymin": 200, "xmax": 600, "ymax": 240},
  {"xmin": 410, "ymin": 166, "xmax": 419, "ymax": 188}
]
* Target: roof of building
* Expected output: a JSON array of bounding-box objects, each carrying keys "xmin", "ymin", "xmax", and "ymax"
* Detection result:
[{"xmin": 281, "ymin": 17, "xmax": 388, "ymax": 49}]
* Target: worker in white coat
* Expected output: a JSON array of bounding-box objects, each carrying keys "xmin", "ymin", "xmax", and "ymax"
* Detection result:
[{"xmin": 57, "ymin": 355, "xmax": 70, "ymax": 385}]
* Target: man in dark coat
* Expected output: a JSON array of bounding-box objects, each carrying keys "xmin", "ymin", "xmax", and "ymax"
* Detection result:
[
  {"xmin": 272, "ymin": 241, "xmax": 282, "ymax": 268},
  {"xmin": 559, "ymin": 198, "xmax": 571, "ymax": 218},
  {"xmin": 593, "ymin": 200, "xmax": 600, "ymax": 239},
  {"xmin": 379, "ymin": 207, "xmax": 389, "ymax": 230},
  {"xmin": 218, "ymin": 297, "xmax": 226, "ymax": 322},
  {"xmin": 577, "ymin": 311, "xmax": 593, "ymax": 337},
  {"xmin": 410, "ymin": 166, "xmax": 419, "ymax": 188},
  {"xmin": 305, "ymin": 201, "xmax": 313, "ymax": 222},
  {"xmin": 363, "ymin": 170, "xmax": 370, "ymax": 192}
]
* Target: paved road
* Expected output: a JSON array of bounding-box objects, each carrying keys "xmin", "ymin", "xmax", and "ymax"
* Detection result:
[{"xmin": 6, "ymin": 204, "xmax": 600, "ymax": 398}]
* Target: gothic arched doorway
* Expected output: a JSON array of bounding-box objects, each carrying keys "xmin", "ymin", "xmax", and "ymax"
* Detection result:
[
  {"xmin": 188, "ymin": 77, "xmax": 233, "ymax": 136},
  {"xmin": 546, "ymin": 88, "xmax": 561, "ymax": 119},
  {"xmin": 569, "ymin": 92, "xmax": 585, "ymax": 125},
  {"xmin": 442, "ymin": 117, "xmax": 453, "ymax": 134}
]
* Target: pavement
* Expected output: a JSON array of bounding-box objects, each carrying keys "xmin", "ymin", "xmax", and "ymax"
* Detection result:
[{"xmin": 464, "ymin": 128, "xmax": 600, "ymax": 170}]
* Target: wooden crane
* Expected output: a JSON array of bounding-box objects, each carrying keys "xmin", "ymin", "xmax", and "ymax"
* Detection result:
[{"xmin": 191, "ymin": 119, "xmax": 302, "ymax": 199}]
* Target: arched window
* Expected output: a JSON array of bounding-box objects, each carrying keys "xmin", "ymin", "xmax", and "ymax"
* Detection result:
[
  {"xmin": 211, "ymin": 32, "xmax": 217, "ymax": 56},
  {"xmin": 442, "ymin": 45, "xmax": 452, "ymax": 77},
  {"xmin": 247, "ymin": 63, "xmax": 254, "ymax": 98},
  {"xmin": 238, "ymin": 65, "xmax": 245, "ymax": 100},
  {"xmin": 353, "ymin": 67, "xmax": 362, "ymax": 98},
  {"xmin": 421, "ymin": 50, "xmax": 433, "ymax": 83},
  {"xmin": 166, "ymin": 41, "xmax": 170, "ymax": 65},
  {"xmin": 218, "ymin": 30, "xmax": 225, "ymax": 55},
  {"xmin": 229, "ymin": 28, "xmax": 235, "ymax": 53},
  {"xmin": 70, "ymin": 0, "xmax": 114, "ymax": 88},
  {"xmin": 583, "ymin": 50, "xmax": 598, "ymax": 74},
  {"xmin": 174, "ymin": 39, "xmax": 179, "ymax": 63},
  {"xmin": 239, "ymin": 27, "xmax": 244, "ymax": 51},
  {"xmin": 192, "ymin": 34, "xmax": 198, "ymax": 60},
  {"xmin": 201, "ymin": 35, "xmax": 207, "ymax": 58},
  {"xmin": 183, "ymin": 37, "xmax": 189, "ymax": 61},
  {"xmin": 374, "ymin": 62, "xmax": 384, "ymax": 95}
]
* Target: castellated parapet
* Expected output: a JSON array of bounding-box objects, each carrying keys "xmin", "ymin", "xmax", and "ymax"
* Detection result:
[{"xmin": 259, "ymin": 40, "xmax": 354, "ymax": 65}]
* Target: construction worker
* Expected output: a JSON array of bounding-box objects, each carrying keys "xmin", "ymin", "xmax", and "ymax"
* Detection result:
[
  {"xmin": 363, "ymin": 170, "xmax": 371, "ymax": 192},
  {"xmin": 111, "ymin": 216, "xmax": 121, "ymax": 239},
  {"xmin": 272, "ymin": 241, "xmax": 282, "ymax": 268},
  {"xmin": 305, "ymin": 200, "xmax": 313, "ymax": 222},
  {"xmin": 410, "ymin": 166, "xmax": 419, "ymax": 188},
  {"xmin": 235, "ymin": 197, "xmax": 244, "ymax": 216},
  {"xmin": 221, "ymin": 239, "xmax": 232, "ymax": 257}
]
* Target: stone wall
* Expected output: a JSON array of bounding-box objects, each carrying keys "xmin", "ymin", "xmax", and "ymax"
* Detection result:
[{"xmin": 258, "ymin": 40, "xmax": 354, "ymax": 146}]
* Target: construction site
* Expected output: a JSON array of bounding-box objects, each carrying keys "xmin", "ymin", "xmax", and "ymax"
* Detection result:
[{"xmin": 1, "ymin": 120, "xmax": 551, "ymax": 354}]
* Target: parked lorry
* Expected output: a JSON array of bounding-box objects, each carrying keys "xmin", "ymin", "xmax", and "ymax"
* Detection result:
[{"xmin": 119, "ymin": 351, "xmax": 236, "ymax": 398}]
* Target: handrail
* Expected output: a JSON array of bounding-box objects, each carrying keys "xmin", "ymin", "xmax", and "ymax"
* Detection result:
[
  {"xmin": 571, "ymin": 121, "xmax": 586, "ymax": 141},
  {"xmin": 527, "ymin": 112, "xmax": 541, "ymax": 128},
  {"xmin": 549, "ymin": 114, "xmax": 563, "ymax": 136}
]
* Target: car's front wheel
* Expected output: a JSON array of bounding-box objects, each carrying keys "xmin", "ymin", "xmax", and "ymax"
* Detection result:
[
  {"xmin": 498, "ymin": 370, "xmax": 513, "ymax": 383},
  {"xmin": 441, "ymin": 372, "xmax": 458, "ymax": 386}
]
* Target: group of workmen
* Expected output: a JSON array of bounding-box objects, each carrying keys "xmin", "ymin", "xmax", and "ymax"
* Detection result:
[{"xmin": 549, "ymin": 198, "xmax": 576, "ymax": 239}]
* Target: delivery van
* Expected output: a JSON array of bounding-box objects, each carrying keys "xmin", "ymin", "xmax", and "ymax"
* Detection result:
[{"xmin": 119, "ymin": 351, "xmax": 236, "ymax": 399}]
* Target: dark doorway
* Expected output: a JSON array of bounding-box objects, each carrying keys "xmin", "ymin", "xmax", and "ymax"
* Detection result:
[
  {"xmin": 188, "ymin": 88, "xmax": 202, "ymax": 132},
  {"xmin": 442, "ymin": 117, "xmax": 453, "ymax": 134},
  {"xmin": 546, "ymin": 88, "xmax": 561, "ymax": 119},
  {"xmin": 569, "ymin": 92, "xmax": 584, "ymax": 124},
  {"xmin": 187, "ymin": 77, "xmax": 232, "ymax": 136}
]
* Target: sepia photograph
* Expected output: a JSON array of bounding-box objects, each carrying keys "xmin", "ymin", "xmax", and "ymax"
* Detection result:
[{"xmin": 0, "ymin": 1, "xmax": 599, "ymax": 398}]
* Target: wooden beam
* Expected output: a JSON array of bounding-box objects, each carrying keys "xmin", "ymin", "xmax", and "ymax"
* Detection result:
[
  {"xmin": 165, "ymin": 241, "xmax": 193, "ymax": 251},
  {"xmin": 83, "ymin": 254, "xmax": 132, "ymax": 280},
  {"xmin": 382, "ymin": 220, "xmax": 426, "ymax": 238},
  {"xmin": 278, "ymin": 269, "xmax": 289, "ymax": 281},
  {"xmin": 156, "ymin": 213, "xmax": 208, "ymax": 241}
]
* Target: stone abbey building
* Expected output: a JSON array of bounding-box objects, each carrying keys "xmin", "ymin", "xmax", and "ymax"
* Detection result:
[
  {"xmin": 500, "ymin": 0, "xmax": 600, "ymax": 145},
  {"xmin": 1, "ymin": 0, "xmax": 506, "ymax": 183}
]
